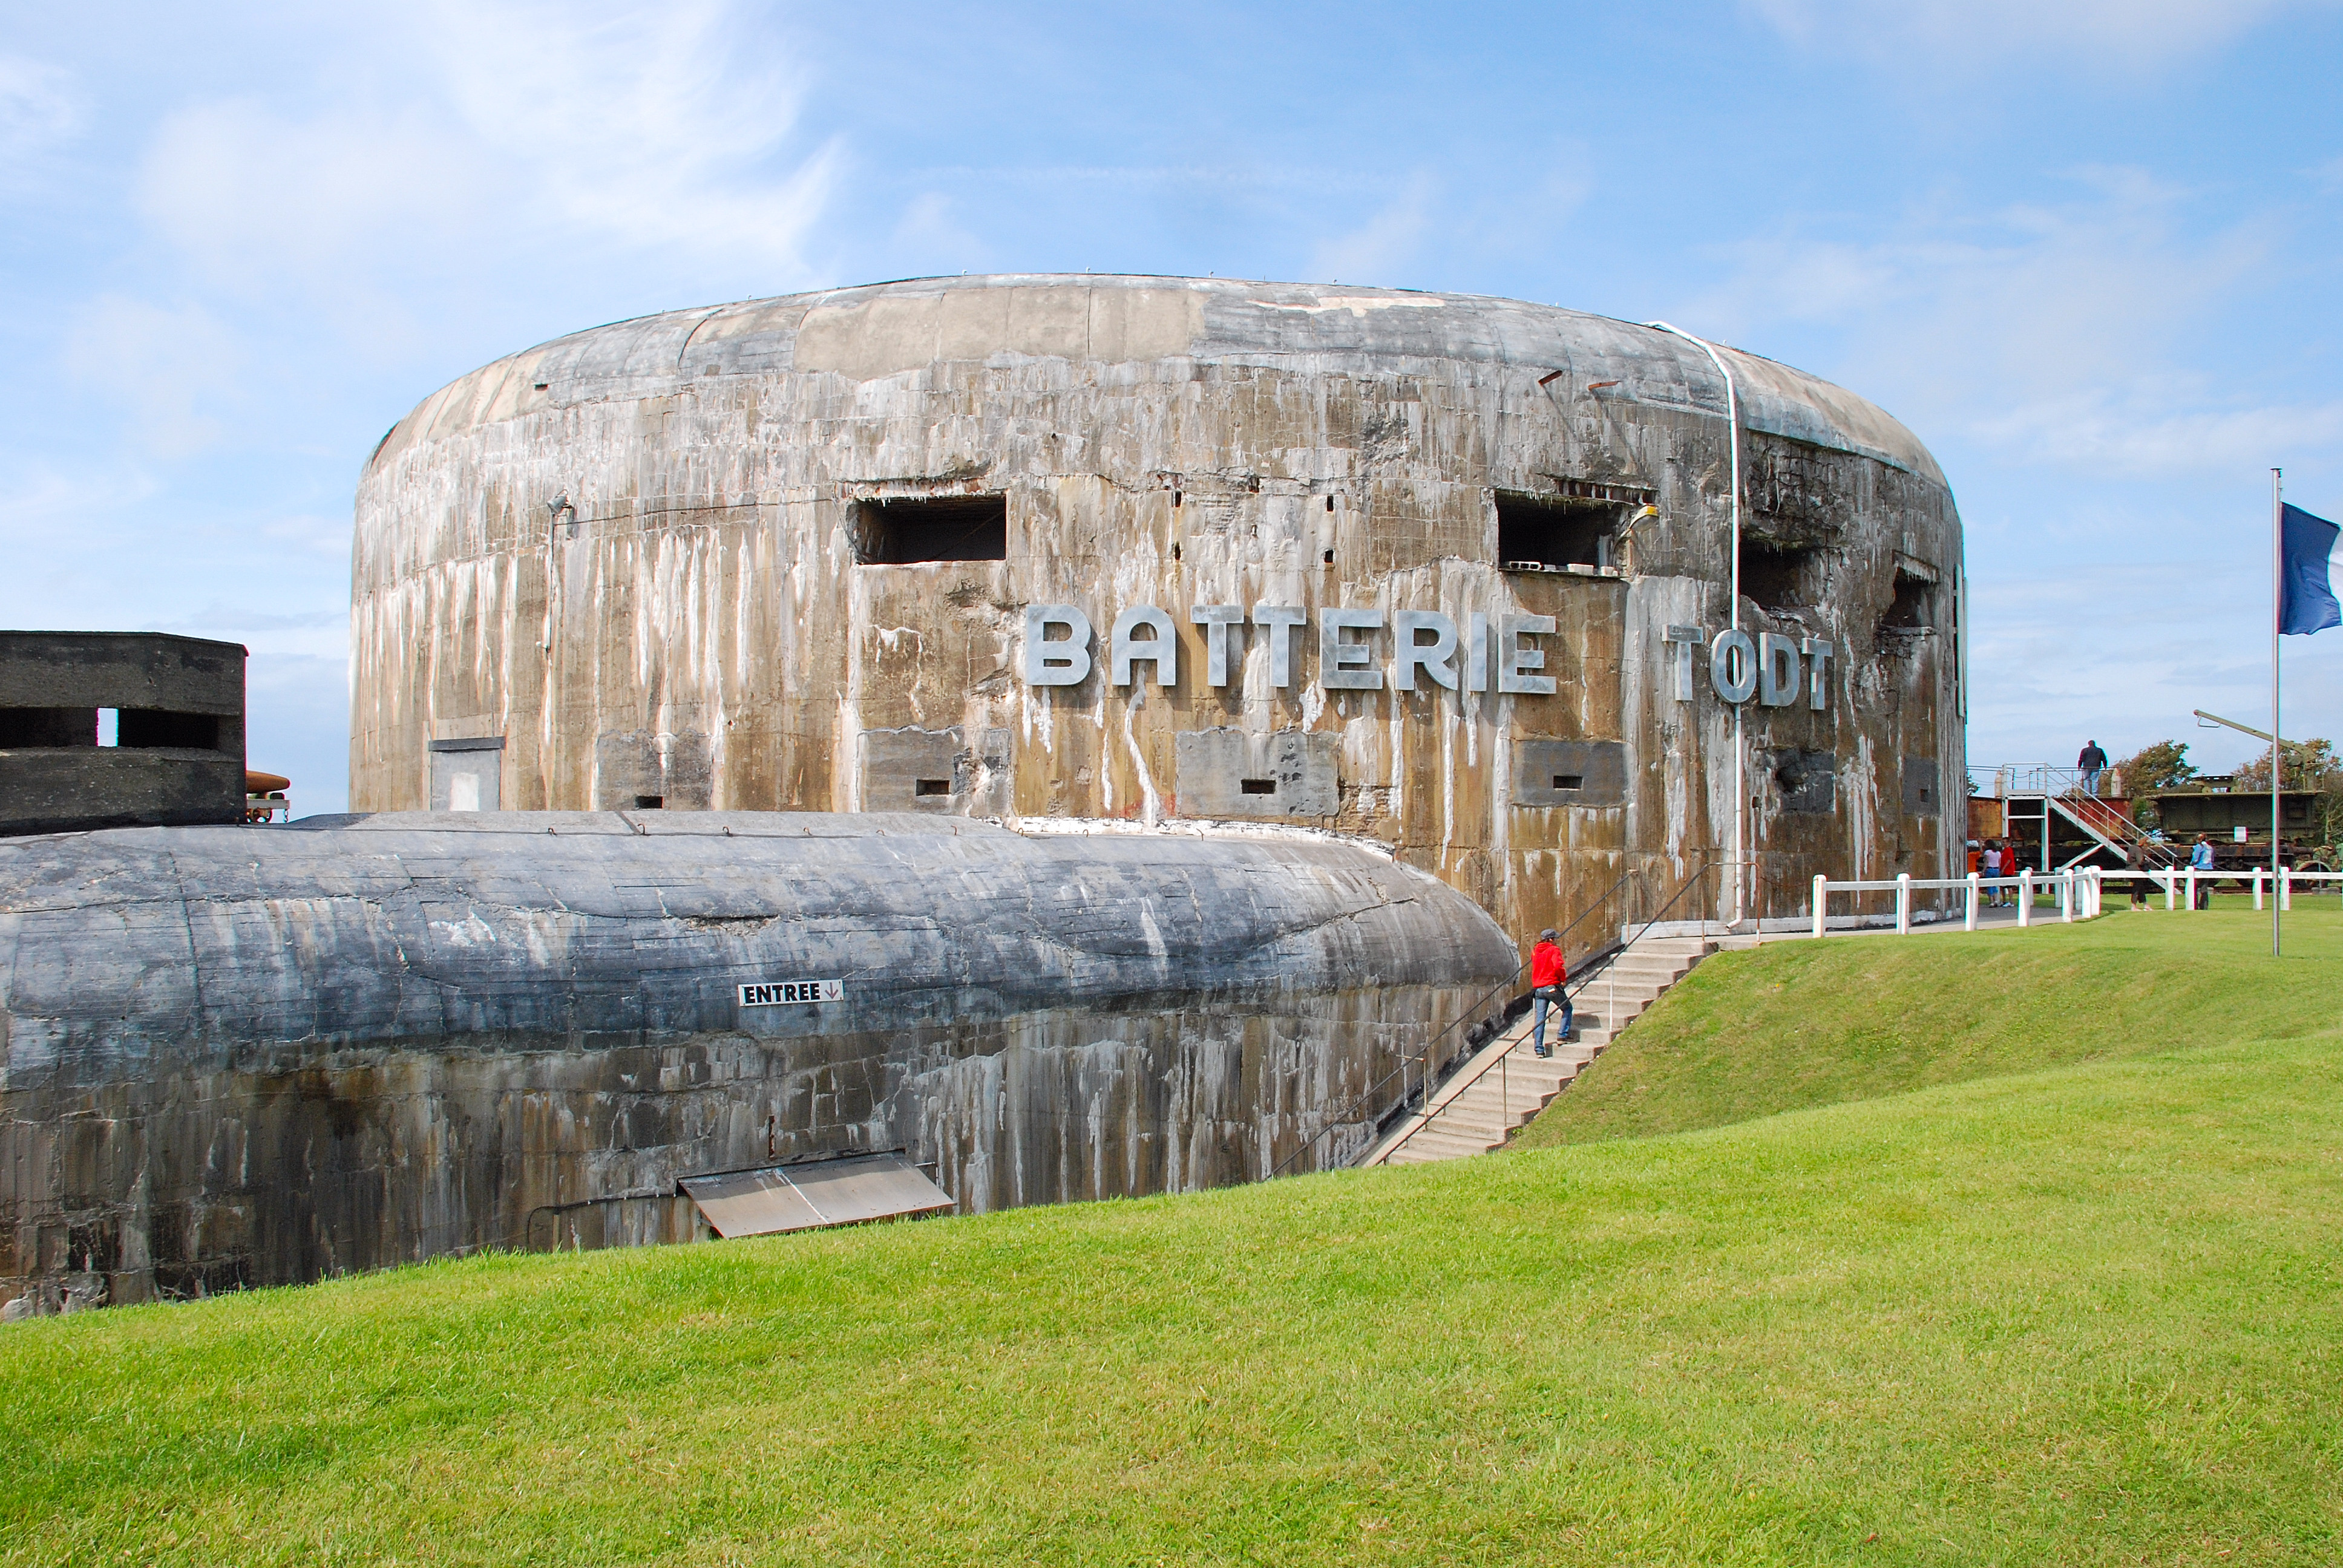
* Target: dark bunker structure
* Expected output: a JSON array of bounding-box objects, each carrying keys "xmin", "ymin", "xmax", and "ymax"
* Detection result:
[
  {"xmin": 1, "ymin": 812, "xmax": 1509, "ymax": 1309},
  {"xmin": 0, "ymin": 632, "xmax": 247, "ymax": 837}
]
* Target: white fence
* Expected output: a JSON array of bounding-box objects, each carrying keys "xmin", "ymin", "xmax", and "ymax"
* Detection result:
[
  {"xmin": 1811, "ymin": 866, "xmax": 2342, "ymax": 938},
  {"xmin": 2098, "ymin": 867, "xmax": 2342, "ymax": 912},
  {"xmin": 1810, "ymin": 868, "xmax": 2099, "ymax": 938}
]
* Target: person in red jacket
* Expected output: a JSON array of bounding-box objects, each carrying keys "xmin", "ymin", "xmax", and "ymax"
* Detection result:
[{"xmin": 1530, "ymin": 927, "xmax": 1570, "ymax": 1057}]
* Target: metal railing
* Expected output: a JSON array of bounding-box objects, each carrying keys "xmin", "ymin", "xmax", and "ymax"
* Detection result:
[
  {"xmin": 1270, "ymin": 855, "xmax": 1719, "ymax": 1178},
  {"xmin": 1366, "ymin": 858, "xmax": 1721, "ymax": 1166},
  {"xmin": 1971, "ymin": 763, "xmax": 2119, "ymax": 799}
]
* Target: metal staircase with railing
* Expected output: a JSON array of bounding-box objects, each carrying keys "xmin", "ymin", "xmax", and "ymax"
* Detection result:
[{"xmin": 1983, "ymin": 763, "xmax": 2180, "ymax": 872}]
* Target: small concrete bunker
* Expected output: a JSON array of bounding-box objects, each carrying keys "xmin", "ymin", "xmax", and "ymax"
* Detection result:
[
  {"xmin": 0, "ymin": 632, "xmax": 248, "ymax": 837},
  {"xmin": 1, "ymin": 811, "xmax": 1511, "ymax": 1307}
]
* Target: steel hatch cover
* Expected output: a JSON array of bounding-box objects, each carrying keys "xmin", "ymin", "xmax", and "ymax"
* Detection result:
[{"xmin": 680, "ymin": 1154, "xmax": 954, "ymax": 1238}]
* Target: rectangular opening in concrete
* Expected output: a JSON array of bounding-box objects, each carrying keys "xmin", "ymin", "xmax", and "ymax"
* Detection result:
[
  {"xmin": 0, "ymin": 708, "xmax": 97, "ymax": 748},
  {"xmin": 1239, "ymin": 777, "xmax": 1277, "ymax": 795},
  {"xmin": 635, "ymin": 794, "xmax": 664, "ymax": 809},
  {"xmin": 1738, "ymin": 540, "xmax": 1821, "ymax": 611},
  {"xmin": 1881, "ymin": 568, "xmax": 1935, "ymax": 634},
  {"xmin": 913, "ymin": 777, "xmax": 952, "ymax": 797},
  {"xmin": 1495, "ymin": 491, "xmax": 1614, "ymax": 571},
  {"xmin": 853, "ymin": 495, "xmax": 1008, "ymax": 564},
  {"xmin": 117, "ymin": 710, "xmax": 221, "ymax": 751},
  {"xmin": 1550, "ymin": 773, "xmax": 1584, "ymax": 790}
]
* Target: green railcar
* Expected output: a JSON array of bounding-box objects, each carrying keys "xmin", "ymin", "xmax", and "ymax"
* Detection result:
[{"xmin": 2148, "ymin": 786, "xmax": 2336, "ymax": 874}]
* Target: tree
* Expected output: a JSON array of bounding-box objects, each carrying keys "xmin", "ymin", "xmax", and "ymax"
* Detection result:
[
  {"xmin": 2233, "ymin": 737, "xmax": 2339, "ymax": 792},
  {"xmin": 2233, "ymin": 739, "xmax": 2343, "ymax": 852},
  {"xmin": 2111, "ymin": 740, "xmax": 2198, "ymax": 833},
  {"xmin": 2113, "ymin": 739, "xmax": 2196, "ymax": 794}
]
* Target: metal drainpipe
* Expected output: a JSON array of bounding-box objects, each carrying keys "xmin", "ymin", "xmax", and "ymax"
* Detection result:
[{"xmin": 1645, "ymin": 321, "xmax": 1746, "ymax": 927}]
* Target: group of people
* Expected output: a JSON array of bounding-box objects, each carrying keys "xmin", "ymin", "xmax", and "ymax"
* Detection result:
[
  {"xmin": 2123, "ymin": 832, "xmax": 2219, "ymax": 909},
  {"xmin": 1971, "ymin": 838, "xmax": 2028, "ymax": 906}
]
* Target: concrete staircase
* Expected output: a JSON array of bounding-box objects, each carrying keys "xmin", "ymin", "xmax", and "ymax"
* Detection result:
[{"xmin": 1363, "ymin": 935, "xmax": 1716, "ymax": 1166}]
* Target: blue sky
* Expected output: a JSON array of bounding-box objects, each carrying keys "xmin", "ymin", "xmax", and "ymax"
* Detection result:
[{"xmin": 5, "ymin": 0, "xmax": 2341, "ymax": 811}]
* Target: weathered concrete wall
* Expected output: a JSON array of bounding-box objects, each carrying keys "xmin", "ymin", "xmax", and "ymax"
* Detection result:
[
  {"xmin": 0, "ymin": 632, "xmax": 247, "ymax": 835},
  {"xmin": 351, "ymin": 276, "xmax": 1965, "ymax": 939},
  {"xmin": 0, "ymin": 812, "xmax": 1510, "ymax": 1309}
]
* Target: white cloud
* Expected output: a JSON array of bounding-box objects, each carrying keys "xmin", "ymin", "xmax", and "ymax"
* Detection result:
[
  {"xmin": 159, "ymin": 604, "xmax": 349, "ymax": 661},
  {"xmin": 135, "ymin": 98, "xmax": 488, "ymax": 292},
  {"xmin": 1681, "ymin": 170, "xmax": 2327, "ymax": 480},
  {"xmin": 131, "ymin": 0, "xmax": 837, "ymax": 303},
  {"xmin": 1967, "ymin": 558, "xmax": 2343, "ymax": 766},
  {"xmin": 1973, "ymin": 394, "xmax": 2343, "ymax": 477},
  {"xmin": 1310, "ymin": 172, "xmax": 1441, "ymax": 284},
  {"xmin": 1745, "ymin": 0, "xmax": 2332, "ymax": 70},
  {"xmin": 65, "ymin": 296, "xmax": 247, "ymax": 457},
  {"xmin": 0, "ymin": 54, "xmax": 80, "ymax": 186},
  {"xmin": 257, "ymin": 512, "xmax": 355, "ymax": 561},
  {"xmin": 0, "ymin": 461, "xmax": 157, "ymax": 529},
  {"xmin": 891, "ymin": 192, "xmax": 987, "ymax": 269},
  {"xmin": 424, "ymin": 0, "xmax": 837, "ymax": 266}
]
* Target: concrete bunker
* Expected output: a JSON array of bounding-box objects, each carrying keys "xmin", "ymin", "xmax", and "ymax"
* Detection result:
[
  {"xmin": 0, "ymin": 632, "xmax": 248, "ymax": 837},
  {"xmin": 352, "ymin": 274, "xmax": 1967, "ymax": 938},
  {"xmin": 0, "ymin": 811, "xmax": 1513, "ymax": 1309}
]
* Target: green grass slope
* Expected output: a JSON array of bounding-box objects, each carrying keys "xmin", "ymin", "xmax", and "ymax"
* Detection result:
[
  {"xmin": 1517, "ymin": 903, "xmax": 2343, "ymax": 1151},
  {"xmin": 5, "ymin": 1024, "xmax": 2342, "ymax": 1561}
]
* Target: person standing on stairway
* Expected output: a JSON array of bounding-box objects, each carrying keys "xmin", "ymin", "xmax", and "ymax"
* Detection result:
[
  {"xmin": 1529, "ymin": 928, "xmax": 1570, "ymax": 1059},
  {"xmin": 2077, "ymin": 739, "xmax": 2109, "ymax": 797}
]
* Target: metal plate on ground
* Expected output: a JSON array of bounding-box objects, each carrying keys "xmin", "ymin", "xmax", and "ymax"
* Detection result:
[{"xmin": 680, "ymin": 1154, "xmax": 954, "ymax": 1238}]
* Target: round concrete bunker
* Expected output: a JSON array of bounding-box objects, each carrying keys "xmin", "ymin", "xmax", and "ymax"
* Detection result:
[
  {"xmin": 354, "ymin": 274, "xmax": 1966, "ymax": 936},
  {"xmin": 0, "ymin": 812, "xmax": 1511, "ymax": 1305}
]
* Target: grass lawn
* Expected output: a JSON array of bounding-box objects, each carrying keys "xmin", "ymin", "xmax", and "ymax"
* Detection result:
[
  {"xmin": 2, "ymin": 907, "xmax": 2338, "ymax": 1565},
  {"xmin": 1518, "ymin": 900, "xmax": 2343, "ymax": 1151}
]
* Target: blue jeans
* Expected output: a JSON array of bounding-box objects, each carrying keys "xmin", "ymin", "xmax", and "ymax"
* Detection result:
[
  {"xmin": 1532, "ymin": 990, "xmax": 1572, "ymax": 1052},
  {"xmin": 2082, "ymin": 768, "xmax": 2102, "ymax": 797}
]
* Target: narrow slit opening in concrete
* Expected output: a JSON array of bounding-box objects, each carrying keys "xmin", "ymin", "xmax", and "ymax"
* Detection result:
[
  {"xmin": 634, "ymin": 795, "xmax": 664, "ymax": 809},
  {"xmin": 913, "ymin": 778, "xmax": 951, "ymax": 797},
  {"xmin": 117, "ymin": 710, "xmax": 220, "ymax": 750},
  {"xmin": 1239, "ymin": 778, "xmax": 1277, "ymax": 795},
  {"xmin": 1551, "ymin": 774, "xmax": 1583, "ymax": 790},
  {"xmin": 0, "ymin": 707, "xmax": 97, "ymax": 747}
]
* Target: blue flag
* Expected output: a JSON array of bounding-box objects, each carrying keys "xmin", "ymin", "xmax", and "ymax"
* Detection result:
[{"xmin": 2281, "ymin": 503, "xmax": 2341, "ymax": 635}]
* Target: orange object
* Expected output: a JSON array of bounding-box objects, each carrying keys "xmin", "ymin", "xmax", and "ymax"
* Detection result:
[{"xmin": 246, "ymin": 769, "xmax": 290, "ymax": 795}]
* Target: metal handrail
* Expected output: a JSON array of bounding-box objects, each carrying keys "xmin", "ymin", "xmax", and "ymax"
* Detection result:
[
  {"xmin": 1971, "ymin": 763, "xmax": 2110, "ymax": 798},
  {"xmin": 1270, "ymin": 854, "xmax": 1719, "ymax": 1178},
  {"xmin": 1367, "ymin": 857, "xmax": 1722, "ymax": 1165}
]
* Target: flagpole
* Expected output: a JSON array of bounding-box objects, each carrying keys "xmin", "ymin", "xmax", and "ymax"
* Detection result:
[{"xmin": 2272, "ymin": 467, "xmax": 2282, "ymax": 959}]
